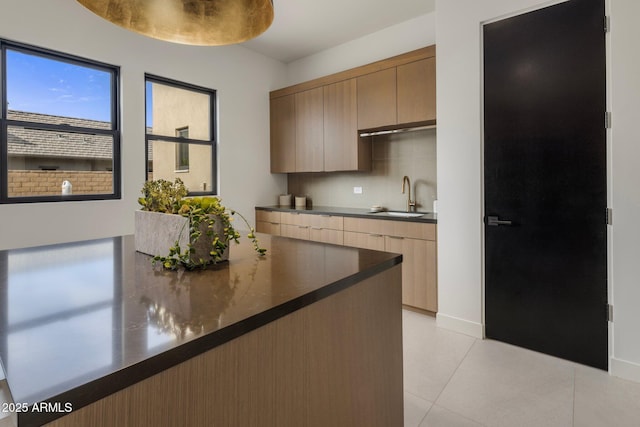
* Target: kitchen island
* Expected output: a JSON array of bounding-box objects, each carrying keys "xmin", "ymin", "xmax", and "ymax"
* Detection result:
[{"xmin": 0, "ymin": 234, "xmax": 403, "ymax": 427}]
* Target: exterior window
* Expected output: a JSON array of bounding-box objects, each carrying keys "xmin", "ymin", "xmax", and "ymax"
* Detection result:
[
  {"xmin": 175, "ymin": 127, "xmax": 189, "ymax": 171},
  {"xmin": 145, "ymin": 75, "xmax": 216, "ymax": 194},
  {"xmin": 0, "ymin": 40, "xmax": 120, "ymax": 203}
]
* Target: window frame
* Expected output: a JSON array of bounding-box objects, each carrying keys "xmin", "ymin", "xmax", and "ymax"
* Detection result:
[
  {"xmin": 0, "ymin": 39, "xmax": 121, "ymax": 204},
  {"xmin": 144, "ymin": 74, "xmax": 217, "ymax": 196},
  {"xmin": 174, "ymin": 126, "xmax": 190, "ymax": 172}
]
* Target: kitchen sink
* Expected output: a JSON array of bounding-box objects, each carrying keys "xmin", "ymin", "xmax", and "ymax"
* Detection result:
[{"xmin": 385, "ymin": 211, "xmax": 425, "ymax": 218}]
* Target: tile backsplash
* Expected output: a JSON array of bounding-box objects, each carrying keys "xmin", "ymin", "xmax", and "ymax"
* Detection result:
[{"xmin": 287, "ymin": 128, "xmax": 436, "ymax": 212}]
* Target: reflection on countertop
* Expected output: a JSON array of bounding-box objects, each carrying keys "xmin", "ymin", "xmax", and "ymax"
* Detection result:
[{"xmin": 0, "ymin": 233, "xmax": 400, "ymax": 426}]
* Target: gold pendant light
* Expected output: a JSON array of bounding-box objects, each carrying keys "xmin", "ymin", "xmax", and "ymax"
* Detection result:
[{"xmin": 76, "ymin": 0, "xmax": 274, "ymax": 46}]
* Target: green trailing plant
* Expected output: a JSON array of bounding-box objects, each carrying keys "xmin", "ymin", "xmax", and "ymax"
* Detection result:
[{"xmin": 138, "ymin": 178, "xmax": 266, "ymax": 270}]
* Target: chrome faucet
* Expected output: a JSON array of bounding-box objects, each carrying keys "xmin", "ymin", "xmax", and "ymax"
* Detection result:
[{"xmin": 402, "ymin": 176, "xmax": 416, "ymax": 212}]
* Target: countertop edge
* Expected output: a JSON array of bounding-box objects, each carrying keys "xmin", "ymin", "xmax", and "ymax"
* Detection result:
[
  {"xmin": 256, "ymin": 205, "xmax": 437, "ymax": 224},
  {"xmin": 18, "ymin": 251, "xmax": 402, "ymax": 427}
]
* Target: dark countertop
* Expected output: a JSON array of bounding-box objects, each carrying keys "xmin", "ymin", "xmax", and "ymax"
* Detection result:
[
  {"xmin": 256, "ymin": 205, "xmax": 438, "ymax": 224},
  {"xmin": 0, "ymin": 234, "xmax": 401, "ymax": 426}
]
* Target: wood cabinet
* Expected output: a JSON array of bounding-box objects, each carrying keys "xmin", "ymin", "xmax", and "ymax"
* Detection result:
[
  {"xmin": 279, "ymin": 212, "xmax": 343, "ymax": 244},
  {"xmin": 343, "ymin": 217, "xmax": 437, "ymax": 312},
  {"xmin": 357, "ymin": 58, "xmax": 436, "ymax": 130},
  {"xmin": 295, "ymin": 87, "xmax": 324, "ymax": 172},
  {"xmin": 343, "ymin": 231, "xmax": 385, "ymax": 251},
  {"xmin": 385, "ymin": 235, "xmax": 437, "ymax": 311},
  {"xmin": 269, "ymin": 79, "xmax": 370, "ymax": 173},
  {"xmin": 357, "ymin": 68, "xmax": 397, "ymax": 130},
  {"xmin": 256, "ymin": 210, "xmax": 282, "ymax": 236},
  {"xmin": 324, "ymin": 79, "xmax": 370, "ymax": 172},
  {"xmin": 256, "ymin": 208, "xmax": 438, "ymax": 313},
  {"xmin": 397, "ymin": 57, "xmax": 436, "ymax": 124},
  {"xmin": 270, "ymin": 95, "xmax": 296, "ymax": 173},
  {"xmin": 269, "ymin": 46, "xmax": 435, "ymax": 173}
]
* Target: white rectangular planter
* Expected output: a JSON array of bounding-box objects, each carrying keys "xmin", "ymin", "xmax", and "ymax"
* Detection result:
[{"xmin": 135, "ymin": 210, "xmax": 229, "ymax": 263}]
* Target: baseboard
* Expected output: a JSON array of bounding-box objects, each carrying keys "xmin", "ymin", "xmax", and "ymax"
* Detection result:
[
  {"xmin": 611, "ymin": 357, "xmax": 640, "ymax": 384},
  {"xmin": 436, "ymin": 312, "xmax": 484, "ymax": 338}
]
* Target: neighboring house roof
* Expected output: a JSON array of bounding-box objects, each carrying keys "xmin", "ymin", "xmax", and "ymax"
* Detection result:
[{"xmin": 7, "ymin": 110, "xmax": 112, "ymax": 160}]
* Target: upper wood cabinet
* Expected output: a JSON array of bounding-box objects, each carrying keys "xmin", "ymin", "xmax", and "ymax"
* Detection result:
[
  {"xmin": 397, "ymin": 57, "xmax": 436, "ymax": 124},
  {"xmin": 270, "ymin": 94, "xmax": 296, "ymax": 173},
  {"xmin": 357, "ymin": 68, "xmax": 397, "ymax": 130},
  {"xmin": 324, "ymin": 79, "xmax": 370, "ymax": 172},
  {"xmin": 269, "ymin": 46, "xmax": 435, "ymax": 173},
  {"xmin": 358, "ymin": 57, "xmax": 436, "ymax": 130},
  {"xmin": 295, "ymin": 87, "xmax": 324, "ymax": 172}
]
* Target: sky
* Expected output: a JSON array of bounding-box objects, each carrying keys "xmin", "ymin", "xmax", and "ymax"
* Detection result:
[{"xmin": 6, "ymin": 49, "xmax": 114, "ymax": 123}]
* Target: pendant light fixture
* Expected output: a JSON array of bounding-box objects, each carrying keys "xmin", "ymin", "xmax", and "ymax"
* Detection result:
[{"xmin": 76, "ymin": 0, "xmax": 274, "ymax": 46}]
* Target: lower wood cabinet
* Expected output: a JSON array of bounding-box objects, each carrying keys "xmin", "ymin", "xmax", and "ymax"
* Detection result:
[
  {"xmin": 343, "ymin": 217, "xmax": 437, "ymax": 313},
  {"xmin": 278, "ymin": 212, "xmax": 344, "ymax": 244},
  {"xmin": 384, "ymin": 236, "xmax": 437, "ymax": 312},
  {"xmin": 310, "ymin": 227, "xmax": 343, "ymax": 245},
  {"xmin": 256, "ymin": 210, "xmax": 282, "ymax": 236},
  {"xmin": 256, "ymin": 209, "xmax": 437, "ymax": 313},
  {"xmin": 343, "ymin": 231, "xmax": 385, "ymax": 251}
]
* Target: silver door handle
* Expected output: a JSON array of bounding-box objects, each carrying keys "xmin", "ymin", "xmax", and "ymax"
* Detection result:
[{"xmin": 487, "ymin": 216, "xmax": 512, "ymax": 226}]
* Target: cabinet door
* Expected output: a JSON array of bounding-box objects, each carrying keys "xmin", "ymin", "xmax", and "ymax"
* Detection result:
[
  {"xmin": 385, "ymin": 236, "xmax": 437, "ymax": 312},
  {"xmin": 324, "ymin": 79, "xmax": 370, "ymax": 171},
  {"xmin": 281, "ymin": 224, "xmax": 310, "ymax": 240},
  {"xmin": 397, "ymin": 58, "xmax": 436, "ymax": 124},
  {"xmin": 384, "ymin": 236, "xmax": 411, "ymax": 306},
  {"xmin": 357, "ymin": 68, "xmax": 397, "ymax": 130},
  {"xmin": 310, "ymin": 228, "xmax": 344, "ymax": 245},
  {"xmin": 256, "ymin": 221, "xmax": 281, "ymax": 236},
  {"xmin": 295, "ymin": 87, "xmax": 324, "ymax": 172},
  {"xmin": 343, "ymin": 231, "xmax": 385, "ymax": 251},
  {"xmin": 270, "ymin": 95, "xmax": 296, "ymax": 173}
]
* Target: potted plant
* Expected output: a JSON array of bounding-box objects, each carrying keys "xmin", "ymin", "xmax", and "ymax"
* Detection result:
[{"xmin": 135, "ymin": 178, "xmax": 265, "ymax": 270}]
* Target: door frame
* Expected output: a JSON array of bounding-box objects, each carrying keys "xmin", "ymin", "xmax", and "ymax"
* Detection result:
[{"xmin": 478, "ymin": 0, "xmax": 612, "ymax": 368}]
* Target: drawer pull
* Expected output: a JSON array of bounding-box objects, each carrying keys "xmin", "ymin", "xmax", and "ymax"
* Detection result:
[
  {"xmin": 311, "ymin": 227, "xmax": 322, "ymax": 230},
  {"xmin": 298, "ymin": 226, "xmax": 309, "ymax": 229},
  {"xmin": 270, "ymin": 222, "xmax": 279, "ymax": 225},
  {"xmin": 369, "ymin": 234, "xmax": 382, "ymax": 237},
  {"xmin": 320, "ymin": 215, "xmax": 331, "ymax": 218},
  {"xmin": 388, "ymin": 236, "xmax": 404, "ymax": 240}
]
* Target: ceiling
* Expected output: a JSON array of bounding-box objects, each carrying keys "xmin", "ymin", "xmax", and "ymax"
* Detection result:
[{"xmin": 241, "ymin": 0, "xmax": 435, "ymax": 63}]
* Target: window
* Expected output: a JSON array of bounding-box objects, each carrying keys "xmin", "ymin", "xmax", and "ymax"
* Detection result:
[
  {"xmin": 145, "ymin": 75, "xmax": 216, "ymax": 195},
  {"xmin": 0, "ymin": 40, "xmax": 120, "ymax": 203}
]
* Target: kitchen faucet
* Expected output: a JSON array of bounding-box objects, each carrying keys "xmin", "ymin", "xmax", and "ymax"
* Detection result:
[{"xmin": 402, "ymin": 176, "xmax": 416, "ymax": 212}]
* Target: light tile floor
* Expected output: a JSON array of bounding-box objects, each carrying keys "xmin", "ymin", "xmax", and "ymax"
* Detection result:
[{"xmin": 403, "ymin": 310, "xmax": 640, "ymax": 427}]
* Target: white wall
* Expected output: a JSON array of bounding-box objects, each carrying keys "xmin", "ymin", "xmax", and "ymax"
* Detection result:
[
  {"xmin": 436, "ymin": 0, "xmax": 640, "ymax": 381},
  {"xmin": 285, "ymin": 12, "xmax": 435, "ymax": 86},
  {"xmin": 0, "ymin": 0, "xmax": 287, "ymax": 250}
]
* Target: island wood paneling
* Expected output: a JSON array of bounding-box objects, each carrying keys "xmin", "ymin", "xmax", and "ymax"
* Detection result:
[{"xmin": 45, "ymin": 266, "xmax": 403, "ymax": 427}]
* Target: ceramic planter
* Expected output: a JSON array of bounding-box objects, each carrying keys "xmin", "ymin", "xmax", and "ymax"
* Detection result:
[{"xmin": 134, "ymin": 210, "xmax": 229, "ymax": 263}]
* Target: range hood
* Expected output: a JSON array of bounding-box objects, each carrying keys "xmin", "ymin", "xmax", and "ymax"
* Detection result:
[{"xmin": 358, "ymin": 120, "xmax": 436, "ymax": 137}]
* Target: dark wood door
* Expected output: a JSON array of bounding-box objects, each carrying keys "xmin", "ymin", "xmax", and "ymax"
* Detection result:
[{"xmin": 483, "ymin": 0, "xmax": 607, "ymax": 370}]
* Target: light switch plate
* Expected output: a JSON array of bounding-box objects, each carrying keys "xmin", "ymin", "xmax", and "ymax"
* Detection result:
[{"xmin": 353, "ymin": 186, "xmax": 363, "ymax": 194}]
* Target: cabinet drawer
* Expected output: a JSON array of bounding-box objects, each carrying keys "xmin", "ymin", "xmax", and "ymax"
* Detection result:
[
  {"xmin": 256, "ymin": 210, "xmax": 281, "ymax": 224},
  {"xmin": 281, "ymin": 224, "xmax": 310, "ymax": 240},
  {"xmin": 256, "ymin": 221, "xmax": 281, "ymax": 236},
  {"xmin": 280, "ymin": 212, "xmax": 310, "ymax": 226},
  {"xmin": 309, "ymin": 227, "xmax": 343, "ymax": 245},
  {"xmin": 343, "ymin": 217, "xmax": 436, "ymax": 241},
  {"xmin": 343, "ymin": 231, "xmax": 385, "ymax": 251},
  {"xmin": 307, "ymin": 214, "xmax": 343, "ymax": 230}
]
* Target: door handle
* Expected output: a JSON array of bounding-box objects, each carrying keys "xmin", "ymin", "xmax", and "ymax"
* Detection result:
[{"xmin": 487, "ymin": 216, "xmax": 513, "ymax": 226}]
